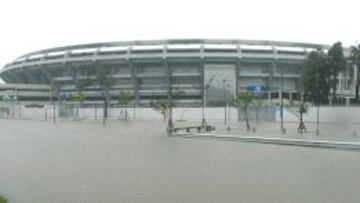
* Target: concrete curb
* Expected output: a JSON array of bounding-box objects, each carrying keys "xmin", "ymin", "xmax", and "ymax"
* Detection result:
[{"xmin": 171, "ymin": 133, "xmax": 360, "ymax": 151}]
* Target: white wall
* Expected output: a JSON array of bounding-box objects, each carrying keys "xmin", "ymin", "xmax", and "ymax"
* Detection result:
[
  {"xmin": 8, "ymin": 105, "xmax": 360, "ymax": 124},
  {"xmin": 277, "ymin": 106, "xmax": 360, "ymax": 123}
]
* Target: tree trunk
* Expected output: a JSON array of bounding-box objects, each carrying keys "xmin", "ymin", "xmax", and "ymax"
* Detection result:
[
  {"xmin": 101, "ymin": 90, "xmax": 109, "ymax": 126},
  {"xmin": 103, "ymin": 101, "xmax": 108, "ymax": 126},
  {"xmin": 245, "ymin": 109, "xmax": 250, "ymax": 131}
]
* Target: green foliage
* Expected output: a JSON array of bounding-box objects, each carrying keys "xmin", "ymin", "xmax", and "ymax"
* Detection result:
[
  {"xmin": 350, "ymin": 45, "xmax": 360, "ymax": 100},
  {"xmin": 236, "ymin": 92, "xmax": 255, "ymax": 130},
  {"xmin": 74, "ymin": 92, "xmax": 85, "ymax": 103},
  {"xmin": 150, "ymin": 90, "xmax": 185, "ymax": 120},
  {"xmin": 302, "ymin": 42, "xmax": 347, "ymax": 104},
  {"xmin": 302, "ymin": 50, "xmax": 330, "ymax": 105},
  {"xmin": 0, "ymin": 96, "xmax": 3, "ymax": 106},
  {"xmin": 328, "ymin": 42, "xmax": 346, "ymax": 99},
  {"xmin": 350, "ymin": 45, "xmax": 360, "ymax": 65},
  {"xmin": 239, "ymin": 92, "xmax": 255, "ymax": 108},
  {"xmin": 95, "ymin": 66, "xmax": 114, "ymax": 125},
  {"xmin": 0, "ymin": 195, "xmax": 8, "ymax": 203},
  {"xmin": 298, "ymin": 103, "xmax": 308, "ymax": 114},
  {"xmin": 253, "ymin": 97, "xmax": 263, "ymax": 109},
  {"xmin": 150, "ymin": 99, "xmax": 170, "ymax": 119},
  {"xmin": 78, "ymin": 79, "xmax": 92, "ymax": 90},
  {"xmin": 118, "ymin": 91, "xmax": 133, "ymax": 106},
  {"xmin": 96, "ymin": 67, "xmax": 113, "ymax": 90}
]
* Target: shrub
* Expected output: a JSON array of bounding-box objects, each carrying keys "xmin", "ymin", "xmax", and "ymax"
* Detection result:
[{"xmin": 0, "ymin": 195, "xmax": 8, "ymax": 203}]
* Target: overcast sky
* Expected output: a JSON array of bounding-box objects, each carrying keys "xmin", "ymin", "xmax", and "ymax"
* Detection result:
[{"xmin": 0, "ymin": 0, "xmax": 359, "ymax": 70}]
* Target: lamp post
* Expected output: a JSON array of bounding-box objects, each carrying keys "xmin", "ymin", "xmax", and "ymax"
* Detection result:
[
  {"xmin": 202, "ymin": 75, "xmax": 214, "ymax": 127},
  {"xmin": 223, "ymin": 79, "xmax": 228, "ymax": 125},
  {"xmin": 280, "ymin": 70, "xmax": 284, "ymax": 133},
  {"xmin": 202, "ymin": 86, "xmax": 207, "ymax": 126},
  {"xmin": 316, "ymin": 90, "xmax": 320, "ymax": 135},
  {"xmin": 227, "ymin": 83, "xmax": 230, "ymax": 123}
]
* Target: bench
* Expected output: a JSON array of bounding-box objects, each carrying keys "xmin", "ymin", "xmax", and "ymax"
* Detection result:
[{"xmin": 173, "ymin": 125, "xmax": 215, "ymax": 133}]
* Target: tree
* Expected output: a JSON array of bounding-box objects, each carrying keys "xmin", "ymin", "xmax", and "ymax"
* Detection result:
[
  {"xmin": 350, "ymin": 44, "xmax": 360, "ymax": 101},
  {"xmin": 328, "ymin": 42, "xmax": 346, "ymax": 102},
  {"xmin": 302, "ymin": 50, "xmax": 331, "ymax": 105},
  {"xmin": 150, "ymin": 90, "xmax": 185, "ymax": 132},
  {"xmin": 297, "ymin": 102, "xmax": 308, "ymax": 133},
  {"xmin": 0, "ymin": 194, "xmax": 8, "ymax": 203},
  {"xmin": 118, "ymin": 90, "xmax": 133, "ymax": 120},
  {"xmin": 150, "ymin": 99, "xmax": 170, "ymax": 121},
  {"xmin": 237, "ymin": 92, "xmax": 255, "ymax": 131},
  {"xmin": 96, "ymin": 67, "xmax": 113, "ymax": 125},
  {"xmin": 73, "ymin": 91, "xmax": 85, "ymax": 118}
]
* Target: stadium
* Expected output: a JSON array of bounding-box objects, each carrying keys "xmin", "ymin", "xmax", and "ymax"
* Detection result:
[{"xmin": 0, "ymin": 39, "xmax": 356, "ymax": 107}]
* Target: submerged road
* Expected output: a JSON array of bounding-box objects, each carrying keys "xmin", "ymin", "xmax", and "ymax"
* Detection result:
[{"xmin": 0, "ymin": 119, "xmax": 360, "ymax": 203}]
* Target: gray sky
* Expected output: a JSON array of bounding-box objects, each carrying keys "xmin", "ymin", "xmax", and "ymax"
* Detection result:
[{"xmin": 0, "ymin": 0, "xmax": 359, "ymax": 70}]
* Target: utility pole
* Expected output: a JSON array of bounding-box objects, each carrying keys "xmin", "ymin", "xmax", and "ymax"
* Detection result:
[
  {"xmin": 316, "ymin": 90, "xmax": 320, "ymax": 135},
  {"xmin": 223, "ymin": 79, "xmax": 227, "ymax": 125},
  {"xmin": 280, "ymin": 70, "xmax": 284, "ymax": 133},
  {"xmin": 202, "ymin": 75, "xmax": 214, "ymax": 127},
  {"xmin": 202, "ymin": 86, "xmax": 207, "ymax": 126}
]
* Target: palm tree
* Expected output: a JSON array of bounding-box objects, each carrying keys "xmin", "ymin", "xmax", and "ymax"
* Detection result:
[
  {"xmin": 297, "ymin": 102, "xmax": 308, "ymax": 133},
  {"xmin": 73, "ymin": 92, "xmax": 85, "ymax": 118},
  {"xmin": 150, "ymin": 90, "xmax": 185, "ymax": 133},
  {"xmin": 150, "ymin": 99, "xmax": 169, "ymax": 121},
  {"xmin": 238, "ymin": 92, "xmax": 255, "ymax": 131},
  {"xmin": 74, "ymin": 79, "xmax": 92, "ymax": 118}
]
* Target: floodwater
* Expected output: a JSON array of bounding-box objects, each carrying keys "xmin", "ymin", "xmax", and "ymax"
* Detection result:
[{"xmin": 0, "ymin": 119, "xmax": 360, "ymax": 203}]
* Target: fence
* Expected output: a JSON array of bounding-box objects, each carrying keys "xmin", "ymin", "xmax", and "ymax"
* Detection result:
[{"xmin": 2, "ymin": 103, "xmax": 360, "ymax": 124}]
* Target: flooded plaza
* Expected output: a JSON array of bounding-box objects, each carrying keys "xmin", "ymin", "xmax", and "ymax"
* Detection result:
[{"xmin": 0, "ymin": 119, "xmax": 360, "ymax": 203}]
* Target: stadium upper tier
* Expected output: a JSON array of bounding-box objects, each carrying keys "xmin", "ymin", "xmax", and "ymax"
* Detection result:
[{"xmin": 1, "ymin": 39, "xmax": 332, "ymax": 73}]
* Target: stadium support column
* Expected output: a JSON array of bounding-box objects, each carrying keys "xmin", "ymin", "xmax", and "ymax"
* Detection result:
[
  {"xmin": 127, "ymin": 46, "xmax": 139, "ymax": 107},
  {"xmin": 42, "ymin": 68, "xmax": 54, "ymax": 85},
  {"xmin": 269, "ymin": 61, "xmax": 276, "ymax": 106},
  {"xmin": 41, "ymin": 67, "xmax": 56, "ymax": 105},
  {"xmin": 236, "ymin": 44, "xmax": 242, "ymax": 98},
  {"xmin": 201, "ymin": 59, "xmax": 205, "ymax": 117},
  {"xmin": 200, "ymin": 44, "xmax": 206, "ymax": 126},
  {"xmin": 23, "ymin": 67, "xmax": 37, "ymax": 84},
  {"xmin": 69, "ymin": 65, "xmax": 79, "ymax": 91},
  {"xmin": 164, "ymin": 59, "xmax": 171, "ymax": 100},
  {"xmin": 129, "ymin": 60, "xmax": 140, "ymax": 107},
  {"xmin": 8, "ymin": 72, "xmax": 21, "ymax": 84}
]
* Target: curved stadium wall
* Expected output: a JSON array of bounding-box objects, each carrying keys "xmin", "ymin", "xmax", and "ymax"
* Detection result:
[{"xmin": 0, "ymin": 39, "xmax": 352, "ymax": 107}]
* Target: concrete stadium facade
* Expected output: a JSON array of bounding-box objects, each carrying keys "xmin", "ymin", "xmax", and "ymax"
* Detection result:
[{"xmin": 0, "ymin": 39, "xmax": 356, "ymax": 106}]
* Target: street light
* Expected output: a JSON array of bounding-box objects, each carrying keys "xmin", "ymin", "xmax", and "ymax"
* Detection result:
[
  {"xmin": 223, "ymin": 79, "xmax": 228, "ymax": 125},
  {"xmin": 280, "ymin": 70, "xmax": 284, "ymax": 133},
  {"xmin": 226, "ymin": 83, "xmax": 230, "ymax": 123},
  {"xmin": 202, "ymin": 75, "xmax": 214, "ymax": 127}
]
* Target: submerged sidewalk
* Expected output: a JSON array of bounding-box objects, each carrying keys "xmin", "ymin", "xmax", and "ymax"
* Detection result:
[{"xmin": 172, "ymin": 121, "xmax": 360, "ymax": 151}]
